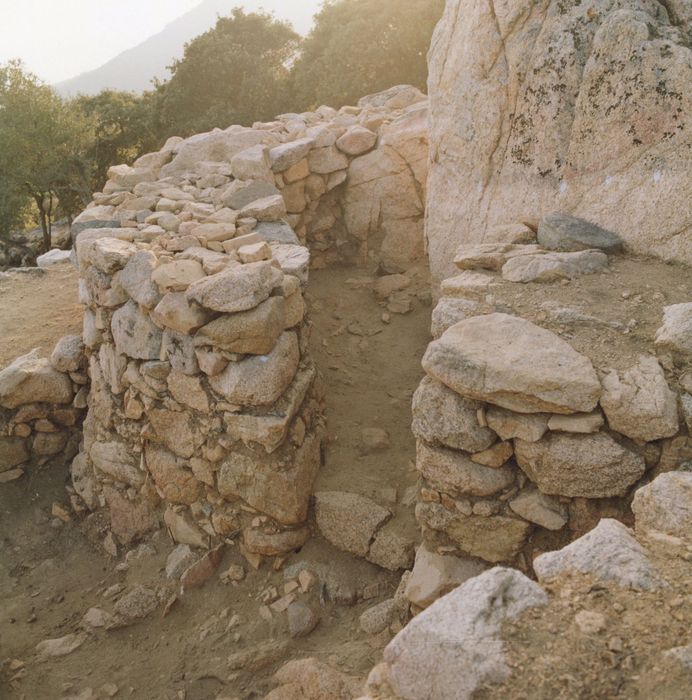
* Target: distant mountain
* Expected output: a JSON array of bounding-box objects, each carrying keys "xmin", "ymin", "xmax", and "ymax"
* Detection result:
[{"xmin": 55, "ymin": 0, "xmax": 319, "ymax": 97}]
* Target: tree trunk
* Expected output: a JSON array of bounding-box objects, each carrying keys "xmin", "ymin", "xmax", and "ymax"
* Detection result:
[{"xmin": 33, "ymin": 193, "xmax": 51, "ymax": 254}]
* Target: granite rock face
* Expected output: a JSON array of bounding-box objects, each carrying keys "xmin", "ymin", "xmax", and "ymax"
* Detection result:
[{"xmin": 426, "ymin": 0, "xmax": 692, "ymax": 285}]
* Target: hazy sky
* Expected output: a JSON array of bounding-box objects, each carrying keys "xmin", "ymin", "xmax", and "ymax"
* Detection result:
[{"xmin": 0, "ymin": 0, "xmax": 321, "ymax": 84}]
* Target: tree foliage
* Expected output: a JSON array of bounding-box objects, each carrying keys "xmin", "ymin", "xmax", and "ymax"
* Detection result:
[
  {"xmin": 291, "ymin": 0, "xmax": 445, "ymax": 111},
  {"xmin": 0, "ymin": 61, "xmax": 92, "ymax": 250},
  {"xmin": 154, "ymin": 9, "xmax": 300, "ymax": 138}
]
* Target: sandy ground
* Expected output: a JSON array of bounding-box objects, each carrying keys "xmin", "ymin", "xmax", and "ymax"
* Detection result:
[
  {"xmin": 0, "ymin": 265, "xmax": 83, "ymax": 369},
  {"xmin": 0, "ymin": 263, "xmax": 433, "ymax": 700}
]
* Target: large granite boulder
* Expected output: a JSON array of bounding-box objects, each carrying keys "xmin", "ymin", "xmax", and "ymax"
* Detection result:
[{"xmin": 426, "ymin": 0, "xmax": 692, "ymax": 285}]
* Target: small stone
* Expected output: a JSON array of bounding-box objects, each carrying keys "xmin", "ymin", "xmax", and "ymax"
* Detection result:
[
  {"xmin": 166, "ymin": 544, "xmax": 198, "ymax": 580},
  {"xmin": 537, "ymin": 213, "xmax": 622, "ymax": 253},
  {"xmin": 113, "ymin": 586, "xmax": 159, "ymax": 621},
  {"xmin": 533, "ymin": 519, "xmax": 665, "ymax": 591},
  {"xmin": 361, "ymin": 428, "xmax": 391, "ymax": 453},
  {"xmin": 287, "ymin": 602, "xmax": 319, "ymax": 638},
  {"xmin": 221, "ymin": 564, "xmax": 246, "ymax": 582},
  {"xmin": 575, "ymin": 610, "xmax": 607, "ymax": 635},
  {"xmin": 509, "ymin": 489, "xmax": 567, "ymax": 530},
  {"xmin": 180, "ymin": 545, "xmax": 225, "ymax": 592},
  {"xmin": 547, "ymin": 411, "xmax": 604, "ymax": 434},
  {"xmin": 36, "ymin": 633, "xmax": 87, "ymax": 660},
  {"xmin": 404, "ymin": 545, "xmax": 486, "ymax": 609},
  {"xmin": 470, "ymin": 441, "xmax": 512, "ymax": 468},
  {"xmin": 238, "ymin": 241, "xmax": 272, "ymax": 263},
  {"xmin": 632, "ymin": 472, "xmax": 692, "ymax": 541},
  {"xmin": 314, "ymin": 491, "xmax": 390, "ymax": 557},
  {"xmin": 360, "ymin": 599, "xmax": 397, "ymax": 635}
]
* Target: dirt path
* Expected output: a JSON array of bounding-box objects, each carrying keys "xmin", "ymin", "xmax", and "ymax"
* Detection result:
[
  {"xmin": 0, "ymin": 262, "xmax": 433, "ymax": 700},
  {"xmin": 0, "ymin": 265, "xmax": 82, "ymax": 369}
]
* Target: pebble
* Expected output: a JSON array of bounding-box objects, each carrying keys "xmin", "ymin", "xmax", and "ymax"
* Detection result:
[{"xmin": 287, "ymin": 601, "xmax": 320, "ymax": 638}]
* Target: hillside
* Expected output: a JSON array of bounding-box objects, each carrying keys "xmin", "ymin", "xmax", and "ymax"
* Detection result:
[{"xmin": 54, "ymin": 0, "xmax": 320, "ymax": 96}]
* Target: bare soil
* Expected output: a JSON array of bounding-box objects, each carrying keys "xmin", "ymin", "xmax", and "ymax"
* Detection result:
[
  {"xmin": 476, "ymin": 538, "xmax": 692, "ymax": 700},
  {"xmin": 486, "ymin": 255, "xmax": 691, "ymax": 373},
  {"xmin": 0, "ymin": 265, "xmax": 83, "ymax": 369},
  {"xmin": 0, "ymin": 263, "xmax": 432, "ymax": 700}
]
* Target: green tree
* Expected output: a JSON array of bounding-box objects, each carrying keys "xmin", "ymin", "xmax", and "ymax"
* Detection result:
[
  {"xmin": 291, "ymin": 0, "xmax": 445, "ymax": 110},
  {"xmin": 71, "ymin": 89, "xmax": 159, "ymax": 192},
  {"xmin": 155, "ymin": 9, "xmax": 300, "ymax": 137},
  {"xmin": 0, "ymin": 61, "xmax": 93, "ymax": 251}
]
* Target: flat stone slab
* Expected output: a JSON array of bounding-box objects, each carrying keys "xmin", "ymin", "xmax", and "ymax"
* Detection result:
[
  {"xmin": 537, "ymin": 212, "xmax": 623, "ymax": 253},
  {"xmin": 422, "ymin": 313, "xmax": 601, "ymax": 414}
]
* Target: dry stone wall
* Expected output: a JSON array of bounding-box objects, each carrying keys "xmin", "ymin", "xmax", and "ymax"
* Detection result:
[
  {"xmin": 412, "ymin": 214, "xmax": 692, "ymax": 573},
  {"xmin": 0, "ymin": 337, "xmax": 86, "ymax": 484},
  {"xmin": 66, "ymin": 84, "xmax": 429, "ymax": 559},
  {"xmin": 73, "ymin": 84, "xmax": 429, "ymax": 274}
]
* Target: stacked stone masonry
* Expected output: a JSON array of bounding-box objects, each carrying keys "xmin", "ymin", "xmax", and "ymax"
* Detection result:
[
  {"xmin": 413, "ymin": 214, "xmax": 692, "ymax": 569},
  {"xmin": 0, "ymin": 337, "xmax": 87, "ymax": 484},
  {"xmin": 66, "ymin": 85, "xmax": 430, "ymax": 560}
]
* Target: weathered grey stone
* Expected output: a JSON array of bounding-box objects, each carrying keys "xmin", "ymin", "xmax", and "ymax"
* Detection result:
[
  {"xmin": 50, "ymin": 335, "xmax": 85, "ymax": 373},
  {"xmin": 655, "ymin": 303, "xmax": 692, "ymax": 358},
  {"xmin": 166, "ymin": 544, "xmax": 198, "ymax": 579},
  {"xmin": 308, "ymin": 146, "xmax": 349, "ymax": 174},
  {"xmin": 367, "ymin": 523, "xmax": 415, "ymax": 571},
  {"xmin": 269, "ymin": 243, "xmax": 310, "ymax": 283},
  {"xmin": 515, "ymin": 432, "xmax": 646, "ymax": 498},
  {"xmin": 223, "ymin": 180, "xmax": 280, "ymax": 210},
  {"xmin": 186, "ymin": 261, "xmax": 283, "ymax": 313},
  {"xmin": 502, "ymin": 250, "xmax": 609, "ymax": 283},
  {"xmin": 209, "ymin": 331, "xmax": 299, "ymax": 406},
  {"xmin": 255, "ymin": 221, "xmax": 301, "ymax": 246},
  {"xmin": 230, "ymin": 143, "xmax": 272, "ymax": 181},
  {"xmin": 314, "ymin": 491, "xmax": 390, "ymax": 557},
  {"xmin": 385, "ymin": 567, "xmax": 548, "ymax": 700},
  {"xmin": 430, "ymin": 297, "xmax": 480, "ymax": 338},
  {"xmin": 359, "ymin": 599, "xmax": 397, "ymax": 635},
  {"xmin": 404, "ymin": 544, "xmax": 486, "ymax": 609},
  {"xmin": 600, "ymin": 356, "xmax": 679, "ymax": 441},
  {"xmin": 239, "ymin": 194, "xmax": 286, "ymax": 221},
  {"xmin": 417, "ymin": 442, "xmax": 514, "ymax": 497},
  {"xmin": 269, "ymin": 138, "xmax": 314, "ymax": 172},
  {"xmin": 534, "ymin": 519, "xmax": 665, "ymax": 591},
  {"xmin": 151, "ymin": 292, "xmax": 214, "ymax": 334},
  {"xmin": 509, "ymin": 488, "xmax": 567, "ymax": 530},
  {"xmin": 336, "ymin": 125, "xmax": 377, "ymax": 156},
  {"xmin": 111, "ymin": 301, "xmax": 163, "ymax": 360},
  {"xmin": 0, "ymin": 350, "xmax": 73, "ymax": 409},
  {"xmin": 412, "ymin": 376, "xmax": 496, "ymax": 453},
  {"xmin": 422, "ymin": 314, "xmax": 601, "ymax": 414},
  {"xmin": 632, "ymin": 472, "xmax": 692, "ymax": 541},
  {"xmin": 287, "ymin": 602, "xmax": 320, "ymax": 639},
  {"xmin": 151, "ymin": 259, "xmax": 205, "ymax": 292},
  {"xmin": 538, "ymin": 213, "xmax": 623, "ymax": 253},
  {"xmin": 86, "ymin": 237, "xmax": 137, "ymax": 274},
  {"xmin": 195, "ymin": 297, "xmax": 285, "ymax": 355}
]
